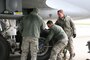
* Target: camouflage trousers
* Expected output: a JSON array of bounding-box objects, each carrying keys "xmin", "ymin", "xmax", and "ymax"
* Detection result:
[
  {"xmin": 66, "ymin": 37, "xmax": 75, "ymax": 60},
  {"xmin": 20, "ymin": 37, "xmax": 38, "ymax": 60},
  {"xmin": 49, "ymin": 39, "xmax": 68, "ymax": 60}
]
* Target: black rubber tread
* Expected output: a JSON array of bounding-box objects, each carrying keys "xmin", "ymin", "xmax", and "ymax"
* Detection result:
[{"xmin": 0, "ymin": 34, "xmax": 10, "ymax": 60}]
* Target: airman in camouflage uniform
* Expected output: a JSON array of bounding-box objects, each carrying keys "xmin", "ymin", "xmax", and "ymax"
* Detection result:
[
  {"xmin": 46, "ymin": 20, "xmax": 68, "ymax": 60},
  {"xmin": 55, "ymin": 9, "xmax": 76, "ymax": 60},
  {"xmin": 20, "ymin": 8, "xmax": 45, "ymax": 60}
]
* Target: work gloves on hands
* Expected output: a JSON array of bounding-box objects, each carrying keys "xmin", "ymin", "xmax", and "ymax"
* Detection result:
[
  {"xmin": 73, "ymin": 34, "xmax": 76, "ymax": 38},
  {"xmin": 45, "ymin": 40, "xmax": 49, "ymax": 44}
]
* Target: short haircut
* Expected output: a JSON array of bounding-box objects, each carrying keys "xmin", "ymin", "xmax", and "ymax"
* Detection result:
[
  {"xmin": 47, "ymin": 20, "xmax": 53, "ymax": 24},
  {"xmin": 32, "ymin": 8, "xmax": 38, "ymax": 13},
  {"xmin": 57, "ymin": 9, "xmax": 63, "ymax": 13}
]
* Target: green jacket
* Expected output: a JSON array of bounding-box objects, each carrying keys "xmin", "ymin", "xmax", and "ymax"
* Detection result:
[
  {"xmin": 21, "ymin": 12, "xmax": 45, "ymax": 38},
  {"xmin": 47, "ymin": 24, "xmax": 68, "ymax": 41},
  {"xmin": 55, "ymin": 16, "xmax": 76, "ymax": 37}
]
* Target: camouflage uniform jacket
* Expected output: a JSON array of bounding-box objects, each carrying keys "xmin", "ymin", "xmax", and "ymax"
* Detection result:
[
  {"xmin": 21, "ymin": 12, "xmax": 45, "ymax": 38},
  {"xmin": 55, "ymin": 16, "xmax": 76, "ymax": 37},
  {"xmin": 47, "ymin": 24, "xmax": 68, "ymax": 42}
]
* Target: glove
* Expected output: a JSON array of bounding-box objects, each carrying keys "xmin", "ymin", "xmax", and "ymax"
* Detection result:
[
  {"xmin": 73, "ymin": 34, "xmax": 76, "ymax": 38},
  {"xmin": 45, "ymin": 40, "xmax": 49, "ymax": 44}
]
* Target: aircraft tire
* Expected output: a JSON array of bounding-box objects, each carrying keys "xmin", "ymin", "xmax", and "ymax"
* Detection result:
[{"xmin": 0, "ymin": 34, "xmax": 10, "ymax": 60}]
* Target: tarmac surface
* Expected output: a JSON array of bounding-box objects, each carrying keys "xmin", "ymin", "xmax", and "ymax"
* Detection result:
[
  {"xmin": 9, "ymin": 53, "xmax": 20, "ymax": 60},
  {"xmin": 9, "ymin": 36, "xmax": 90, "ymax": 60},
  {"xmin": 73, "ymin": 36, "xmax": 90, "ymax": 60}
]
